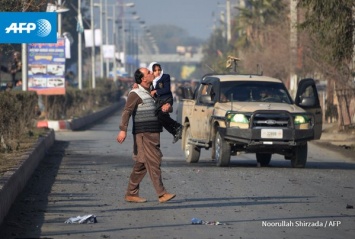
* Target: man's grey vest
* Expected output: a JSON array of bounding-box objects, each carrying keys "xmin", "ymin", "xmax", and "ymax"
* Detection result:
[{"xmin": 131, "ymin": 85, "xmax": 162, "ymax": 134}]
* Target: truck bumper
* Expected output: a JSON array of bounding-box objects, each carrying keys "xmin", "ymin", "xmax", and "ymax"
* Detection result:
[{"xmin": 219, "ymin": 127, "xmax": 313, "ymax": 147}]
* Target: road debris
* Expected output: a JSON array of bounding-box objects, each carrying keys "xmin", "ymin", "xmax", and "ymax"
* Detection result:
[
  {"xmin": 191, "ymin": 218, "xmax": 226, "ymax": 225},
  {"xmin": 64, "ymin": 214, "xmax": 97, "ymax": 224}
]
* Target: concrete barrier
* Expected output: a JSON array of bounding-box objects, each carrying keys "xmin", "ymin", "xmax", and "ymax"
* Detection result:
[
  {"xmin": 70, "ymin": 100, "xmax": 125, "ymax": 130},
  {"xmin": 36, "ymin": 98, "xmax": 126, "ymax": 131},
  {"xmin": 0, "ymin": 129, "xmax": 55, "ymax": 225}
]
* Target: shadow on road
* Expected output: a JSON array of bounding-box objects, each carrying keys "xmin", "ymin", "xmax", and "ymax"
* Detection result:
[
  {"xmin": 163, "ymin": 158, "xmax": 355, "ymax": 170},
  {"xmin": 0, "ymin": 141, "xmax": 68, "ymax": 238}
]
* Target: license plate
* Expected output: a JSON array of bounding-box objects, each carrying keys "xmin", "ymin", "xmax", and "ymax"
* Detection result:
[{"xmin": 261, "ymin": 129, "xmax": 283, "ymax": 139}]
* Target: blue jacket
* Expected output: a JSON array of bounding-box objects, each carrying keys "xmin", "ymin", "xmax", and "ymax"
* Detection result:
[{"xmin": 153, "ymin": 73, "xmax": 173, "ymax": 106}]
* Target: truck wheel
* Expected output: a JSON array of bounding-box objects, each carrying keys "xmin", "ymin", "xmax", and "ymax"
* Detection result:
[
  {"xmin": 256, "ymin": 153, "xmax": 272, "ymax": 166},
  {"xmin": 291, "ymin": 143, "xmax": 308, "ymax": 168},
  {"xmin": 215, "ymin": 131, "xmax": 231, "ymax": 167},
  {"xmin": 211, "ymin": 128, "xmax": 217, "ymax": 160},
  {"xmin": 184, "ymin": 126, "xmax": 200, "ymax": 163}
]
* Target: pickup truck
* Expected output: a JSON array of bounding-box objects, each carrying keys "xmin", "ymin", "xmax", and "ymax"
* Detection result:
[{"xmin": 177, "ymin": 73, "xmax": 322, "ymax": 168}]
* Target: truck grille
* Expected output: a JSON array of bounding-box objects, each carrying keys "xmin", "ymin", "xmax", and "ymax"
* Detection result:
[{"xmin": 251, "ymin": 112, "xmax": 291, "ymax": 128}]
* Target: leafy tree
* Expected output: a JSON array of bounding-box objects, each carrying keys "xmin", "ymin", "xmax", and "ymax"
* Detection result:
[
  {"xmin": 297, "ymin": 0, "xmax": 355, "ymax": 128},
  {"xmin": 234, "ymin": 0, "xmax": 287, "ymax": 49},
  {"xmin": 201, "ymin": 28, "xmax": 231, "ymax": 74},
  {"xmin": 0, "ymin": 0, "xmax": 47, "ymax": 12},
  {"xmin": 201, "ymin": 0, "xmax": 290, "ymax": 79},
  {"xmin": 297, "ymin": 0, "xmax": 354, "ymax": 68}
]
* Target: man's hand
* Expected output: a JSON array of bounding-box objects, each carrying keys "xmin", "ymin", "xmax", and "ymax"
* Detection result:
[
  {"xmin": 150, "ymin": 90, "xmax": 157, "ymax": 97},
  {"xmin": 161, "ymin": 103, "xmax": 173, "ymax": 113},
  {"xmin": 116, "ymin": 131, "xmax": 127, "ymax": 144}
]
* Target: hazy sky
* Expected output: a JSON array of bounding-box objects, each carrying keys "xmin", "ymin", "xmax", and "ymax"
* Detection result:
[{"xmin": 121, "ymin": 0, "xmax": 222, "ymax": 40}]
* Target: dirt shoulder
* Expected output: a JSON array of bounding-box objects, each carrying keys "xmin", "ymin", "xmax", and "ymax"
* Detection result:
[
  {"xmin": 313, "ymin": 123, "xmax": 355, "ymax": 161},
  {"xmin": 0, "ymin": 128, "xmax": 50, "ymax": 176}
]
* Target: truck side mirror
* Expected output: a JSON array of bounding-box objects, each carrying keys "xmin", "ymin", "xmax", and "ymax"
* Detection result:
[
  {"xmin": 299, "ymin": 96, "xmax": 316, "ymax": 107},
  {"xmin": 199, "ymin": 95, "xmax": 214, "ymax": 104}
]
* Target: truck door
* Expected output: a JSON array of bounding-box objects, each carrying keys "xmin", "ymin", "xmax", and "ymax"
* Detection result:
[
  {"xmin": 295, "ymin": 78, "xmax": 322, "ymax": 139},
  {"xmin": 191, "ymin": 83, "xmax": 215, "ymax": 140}
]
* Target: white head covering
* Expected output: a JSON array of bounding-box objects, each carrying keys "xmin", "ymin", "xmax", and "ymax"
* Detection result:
[{"xmin": 148, "ymin": 61, "xmax": 163, "ymax": 88}]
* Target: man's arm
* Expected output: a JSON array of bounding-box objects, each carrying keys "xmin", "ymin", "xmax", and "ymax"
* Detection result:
[{"xmin": 116, "ymin": 92, "xmax": 140, "ymax": 144}]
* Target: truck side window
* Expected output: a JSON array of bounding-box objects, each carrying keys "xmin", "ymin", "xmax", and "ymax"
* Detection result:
[
  {"xmin": 200, "ymin": 84, "xmax": 209, "ymax": 95},
  {"xmin": 299, "ymin": 85, "xmax": 318, "ymax": 107},
  {"xmin": 198, "ymin": 84, "xmax": 216, "ymax": 104}
]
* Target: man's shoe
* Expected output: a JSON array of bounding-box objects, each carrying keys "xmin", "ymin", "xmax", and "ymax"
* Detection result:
[
  {"xmin": 125, "ymin": 195, "xmax": 147, "ymax": 203},
  {"xmin": 172, "ymin": 126, "xmax": 183, "ymax": 144},
  {"xmin": 158, "ymin": 193, "xmax": 176, "ymax": 203}
]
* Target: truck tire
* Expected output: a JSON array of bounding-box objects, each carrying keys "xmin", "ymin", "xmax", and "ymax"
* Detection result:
[
  {"xmin": 256, "ymin": 153, "xmax": 272, "ymax": 166},
  {"xmin": 291, "ymin": 143, "xmax": 308, "ymax": 168},
  {"xmin": 184, "ymin": 126, "xmax": 200, "ymax": 163},
  {"xmin": 181, "ymin": 123, "xmax": 188, "ymax": 151},
  {"xmin": 215, "ymin": 131, "xmax": 231, "ymax": 167}
]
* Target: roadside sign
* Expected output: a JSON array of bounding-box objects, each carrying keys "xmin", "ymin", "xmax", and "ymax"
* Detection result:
[{"xmin": 28, "ymin": 38, "xmax": 66, "ymax": 95}]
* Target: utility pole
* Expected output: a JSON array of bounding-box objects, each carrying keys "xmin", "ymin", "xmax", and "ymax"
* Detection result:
[
  {"xmin": 105, "ymin": 0, "xmax": 109, "ymax": 77},
  {"xmin": 226, "ymin": 0, "xmax": 231, "ymax": 43},
  {"xmin": 289, "ymin": 0, "xmax": 298, "ymax": 97},
  {"xmin": 97, "ymin": 0, "xmax": 104, "ymax": 78},
  {"xmin": 21, "ymin": 0, "xmax": 28, "ymax": 91},
  {"xmin": 113, "ymin": 4, "xmax": 117, "ymax": 82},
  {"xmin": 353, "ymin": 5, "xmax": 355, "ymax": 83},
  {"xmin": 90, "ymin": 0, "xmax": 96, "ymax": 88},
  {"xmin": 78, "ymin": 0, "xmax": 83, "ymax": 90}
]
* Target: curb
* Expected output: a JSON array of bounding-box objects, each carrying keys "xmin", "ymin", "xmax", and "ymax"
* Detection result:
[
  {"xmin": 37, "ymin": 120, "xmax": 71, "ymax": 131},
  {"xmin": 0, "ymin": 129, "xmax": 55, "ymax": 225},
  {"xmin": 36, "ymin": 99, "xmax": 126, "ymax": 131}
]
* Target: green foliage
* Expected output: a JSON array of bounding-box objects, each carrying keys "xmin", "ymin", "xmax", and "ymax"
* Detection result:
[
  {"xmin": 0, "ymin": 80, "xmax": 122, "ymax": 152},
  {"xmin": 297, "ymin": 0, "xmax": 355, "ymax": 67},
  {"xmin": 45, "ymin": 81, "xmax": 122, "ymax": 120},
  {"xmin": 201, "ymin": 0, "xmax": 288, "ymax": 75},
  {"xmin": 0, "ymin": 91, "xmax": 38, "ymax": 152},
  {"xmin": 0, "ymin": 0, "xmax": 47, "ymax": 12},
  {"xmin": 234, "ymin": 0, "xmax": 287, "ymax": 49},
  {"xmin": 201, "ymin": 29, "xmax": 230, "ymax": 73}
]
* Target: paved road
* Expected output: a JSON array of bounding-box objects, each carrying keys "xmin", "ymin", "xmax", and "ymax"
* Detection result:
[{"xmin": 1, "ymin": 108, "xmax": 354, "ymax": 239}]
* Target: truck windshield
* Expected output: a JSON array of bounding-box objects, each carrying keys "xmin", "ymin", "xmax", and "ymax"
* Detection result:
[{"xmin": 220, "ymin": 81, "xmax": 292, "ymax": 104}]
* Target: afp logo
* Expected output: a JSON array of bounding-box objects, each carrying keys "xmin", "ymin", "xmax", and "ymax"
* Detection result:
[
  {"xmin": 0, "ymin": 12, "xmax": 57, "ymax": 43},
  {"xmin": 5, "ymin": 19, "xmax": 52, "ymax": 37}
]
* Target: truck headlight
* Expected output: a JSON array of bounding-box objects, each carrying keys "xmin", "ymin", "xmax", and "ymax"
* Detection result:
[
  {"xmin": 293, "ymin": 114, "xmax": 313, "ymax": 129},
  {"xmin": 294, "ymin": 115, "xmax": 310, "ymax": 125},
  {"xmin": 227, "ymin": 113, "xmax": 249, "ymax": 123}
]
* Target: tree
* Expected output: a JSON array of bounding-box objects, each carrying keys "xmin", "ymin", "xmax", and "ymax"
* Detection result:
[
  {"xmin": 200, "ymin": 0, "xmax": 290, "ymax": 76},
  {"xmin": 297, "ymin": 0, "xmax": 355, "ymax": 128},
  {"xmin": 201, "ymin": 28, "xmax": 230, "ymax": 74},
  {"xmin": 229, "ymin": 0, "xmax": 289, "ymax": 78},
  {"xmin": 234, "ymin": 0, "xmax": 287, "ymax": 49},
  {"xmin": 297, "ymin": 0, "xmax": 354, "ymax": 68}
]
